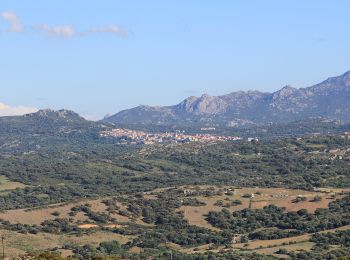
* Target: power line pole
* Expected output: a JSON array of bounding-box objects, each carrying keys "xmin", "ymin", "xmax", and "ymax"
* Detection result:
[
  {"xmin": 1, "ymin": 236, "xmax": 5, "ymax": 260},
  {"xmin": 164, "ymin": 239, "xmax": 173, "ymax": 260}
]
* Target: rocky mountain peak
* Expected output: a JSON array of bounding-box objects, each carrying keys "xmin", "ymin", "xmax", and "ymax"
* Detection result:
[
  {"xmin": 272, "ymin": 85, "xmax": 297, "ymax": 100},
  {"xmin": 27, "ymin": 109, "xmax": 84, "ymax": 122},
  {"xmin": 338, "ymin": 70, "xmax": 350, "ymax": 85},
  {"xmin": 104, "ymin": 70, "xmax": 350, "ymax": 126},
  {"xmin": 176, "ymin": 93, "xmax": 227, "ymax": 114}
]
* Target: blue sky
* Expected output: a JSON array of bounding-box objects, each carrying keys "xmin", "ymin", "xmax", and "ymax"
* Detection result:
[{"xmin": 1, "ymin": 1, "xmax": 350, "ymax": 120}]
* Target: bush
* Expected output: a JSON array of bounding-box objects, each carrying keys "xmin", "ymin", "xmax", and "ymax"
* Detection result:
[
  {"xmin": 275, "ymin": 248, "xmax": 288, "ymax": 254},
  {"xmin": 51, "ymin": 211, "xmax": 60, "ymax": 217}
]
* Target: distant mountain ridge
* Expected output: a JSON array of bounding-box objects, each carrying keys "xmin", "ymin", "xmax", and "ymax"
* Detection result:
[
  {"xmin": 104, "ymin": 71, "xmax": 350, "ymax": 127},
  {"xmin": 0, "ymin": 108, "xmax": 349, "ymax": 155}
]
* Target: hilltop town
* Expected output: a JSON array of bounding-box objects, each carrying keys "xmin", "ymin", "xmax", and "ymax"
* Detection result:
[{"xmin": 99, "ymin": 128, "xmax": 241, "ymax": 144}]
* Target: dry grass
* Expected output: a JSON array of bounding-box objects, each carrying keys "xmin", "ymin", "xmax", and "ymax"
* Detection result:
[
  {"xmin": 0, "ymin": 229, "xmax": 133, "ymax": 258},
  {"xmin": 0, "ymin": 199, "xmax": 103, "ymax": 225},
  {"xmin": 74, "ymin": 212, "xmax": 89, "ymax": 223},
  {"xmin": 1, "ymin": 185, "xmax": 349, "ymax": 257},
  {"xmin": 234, "ymin": 225, "xmax": 350, "ymax": 251},
  {"xmin": 104, "ymin": 224, "xmax": 124, "ymax": 228},
  {"xmin": 178, "ymin": 197, "xmax": 222, "ymax": 231},
  {"xmin": 250, "ymin": 188, "xmax": 337, "ymax": 213},
  {"xmin": 252, "ymin": 241, "xmax": 314, "ymax": 256},
  {"xmin": 234, "ymin": 234, "xmax": 311, "ymax": 250},
  {"xmin": 0, "ymin": 198, "xmax": 149, "ymax": 227},
  {"xmin": 179, "ymin": 187, "xmax": 345, "ymax": 230},
  {"xmin": 182, "ymin": 225, "xmax": 350, "ymax": 256}
]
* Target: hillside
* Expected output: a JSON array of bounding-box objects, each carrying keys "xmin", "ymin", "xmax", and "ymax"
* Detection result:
[
  {"xmin": 105, "ymin": 71, "xmax": 350, "ymax": 127},
  {"xmin": 0, "ymin": 109, "xmax": 111, "ymax": 153}
]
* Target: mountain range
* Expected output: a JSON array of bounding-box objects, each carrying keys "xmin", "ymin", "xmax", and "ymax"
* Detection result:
[
  {"xmin": 104, "ymin": 71, "xmax": 350, "ymax": 127},
  {"xmin": 0, "ymin": 105, "xmax": 349, "ymax": 156}
]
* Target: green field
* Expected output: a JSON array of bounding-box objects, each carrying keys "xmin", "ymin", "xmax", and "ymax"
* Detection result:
[{"xmin": 0, "ymin": 175, "xmax": 25, "ymax": 192}]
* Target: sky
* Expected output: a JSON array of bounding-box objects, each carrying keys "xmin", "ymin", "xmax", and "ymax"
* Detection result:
[{"xmin": 1, "ymin": 1, "xmax": 350, "ymax": 120}]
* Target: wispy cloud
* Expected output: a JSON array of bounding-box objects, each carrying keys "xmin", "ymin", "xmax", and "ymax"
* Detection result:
[
  {"xmin": 34, "ymin": 24, "xmax": 76, "ymax": 38},
  {"xmin": 0, "ymin": 103, "xmax": 38, "ymax": 117},
  {"xmin": 1, "ymin": 10, "xmax": 127, "ymax": 38},
  {"xmin": 1, "ymin": 10, "xmax": 23, "ymax": 32},
  {"xmin": 34, "ymin": 24, "xmax": 128, "ymax": 38},
  {"xmin": 87, "ymin": 24, "xmax": 127, "ymax": 37}
]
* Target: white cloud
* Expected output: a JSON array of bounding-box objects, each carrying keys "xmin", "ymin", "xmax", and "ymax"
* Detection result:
[
  {"xmin": 87, "ymin": 24, "xmax": 127, "ymax": 37},
  {"xmin": 0, "ymin": 103, "xmax": 38, "ymax": 117},
  {"xmin": 34, "ymin": 23, "xmax": 127, "ymax": 38},
  {"xmin": 1, "ymin": 10, "xmax": 23, "ymax": 32},
  {"xmin": 35, "ymin": 24, "xmax": 76, "ymax": 38},
  {"xmin": 1, "ymin": 10, "xmax": 127, "ymax": 39}
]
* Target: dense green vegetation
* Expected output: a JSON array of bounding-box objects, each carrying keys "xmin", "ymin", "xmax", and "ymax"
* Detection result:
[{"xmin": 1, "ymin": 134, "xmax": 350, "ymax": 211}]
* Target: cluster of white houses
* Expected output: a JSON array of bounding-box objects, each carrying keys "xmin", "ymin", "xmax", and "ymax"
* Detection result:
[{"xmin": 100, "ymin": 128, "xmax": 242, "ymax": 144}]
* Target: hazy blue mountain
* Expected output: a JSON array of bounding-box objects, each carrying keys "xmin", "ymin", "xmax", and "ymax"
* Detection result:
[{"xmin": 104, "ymin": 71, "xmax": 350, "ymax": 127}]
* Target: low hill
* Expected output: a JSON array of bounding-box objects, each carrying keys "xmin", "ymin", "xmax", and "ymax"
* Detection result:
[{"xmin": 0, "ymin": 109, "xmax": 111, "ymax": 153}]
